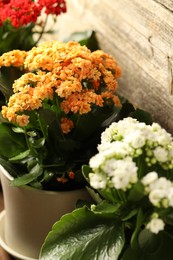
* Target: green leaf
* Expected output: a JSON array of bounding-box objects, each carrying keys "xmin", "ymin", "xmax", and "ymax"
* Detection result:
[
  {"xmin": 93, "ymin": 200, "xmax": 121, "ymax": 218},
  {"xmin": 72, "ymin": 106, "xmax": 120, "ymax": 142},
  {"xmin": 12, "ymin": 127, "xmax": 25, "ymax": 134},
  {"xmin": 40, "ymin": 207, "xmax": 125, "ymax": 260},
  {"xmin": 0, "ymin": 67, "xmax": 23, "ymax": 101},
  {"xmin": 130, "ymin": 109, "xmax": 153, "ymax": 125},
  {"xmin": 10, "ymin": 163, "xmax": 43, "ymax": 186},
  {"xmin": 121, "ymin": 246, "xmax": 145, "ymax": 260},
  {"xmin": 82, "ymin": 164, "xmax": 92, "ymax": 182},
  {"xmin": 86, "ymin": 186, "xmax": 103, "ymax": 204},
  {"xmin": 130, "ymin": 208, "xmax": 144, "ymax": 249},
  {"xmin": 98, "ymin": 188, "xmax": 120, "ymax": 203},
  {"xmin": 9, "ymin": 149, "xmax": 30, "ymax": 162},
  {"xmin": 0, "ymin": 158, "xmax": 19, "ymax": 178},
  {"xmin": 32, "ymin": 137, "xmax": 45, "ymax": 148},
  {"xmin": 128, "ymin": 182, "xmax": 145, "ymax": 202},
  {"xmin": 164, "ymin": 212, "xmax": 173, "ymax": 226},
  {"xmin": 138, "ymin": 228, "xmax": 160, "ymax": 254},
  {"xmin": 63, "ymin": 30, "xmax": 100, "ymax": 51},
  {"xmin": 138, "ymin": 230, "xmax": 173, "ymax": 260},
  {"xmin": 122, "ymin": 208, "xmax": 138, "ymax": 221},
  {"xmin": 0, "ymin": 22, "xmax": 35, "ymax": 55},
  {"xmin": 27, "ymin": 131, "xmax": 37, "ymax": 137},
  {"xmin": 0, "ymin": 123, "xmax": 27, "ymax": 158},
  {"xmin": 115, "ymin": 100, "xmax": 135, "ymax": 122}
]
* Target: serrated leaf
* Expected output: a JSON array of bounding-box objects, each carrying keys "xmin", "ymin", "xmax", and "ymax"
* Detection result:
[{"xmin": 40, "ymin": 207, "xmax": 125, "ymax": 260}]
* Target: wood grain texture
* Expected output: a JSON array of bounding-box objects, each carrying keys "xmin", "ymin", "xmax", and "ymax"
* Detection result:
[
  {"xmin": 56, "ymin": 0, "xmax": 173, "ymax": 132},
  {"xmin": 154, "ymin": 0, "xmax": 173, "ymax": 11}
]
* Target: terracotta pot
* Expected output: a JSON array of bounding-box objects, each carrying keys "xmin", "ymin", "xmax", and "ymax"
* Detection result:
[{"xmin": 0, "ymin": 165, "xmax": 92, "ymax": 259}]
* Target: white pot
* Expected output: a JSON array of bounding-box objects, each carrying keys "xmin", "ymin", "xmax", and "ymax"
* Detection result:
[{"xmin": 0, "ymin": 165, "xmax": 92, "ymax": 259}]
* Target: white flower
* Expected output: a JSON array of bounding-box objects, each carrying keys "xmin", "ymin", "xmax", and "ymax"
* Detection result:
[
  {"xmin": 103, "ymin": 157, "xmax": 138, "ymax": 190},
  {"xmin": 153, "ymin": 147, "xmax": 168, "ymax": 162},
  {"xmin": 101, "ymin": 122, "xmax": 118, "ymax": 143},
  {"xmin": 149, "ymin": 177, "xmax": 172, "ymax": 191},
  {"xmin": 97, "ymin": 142, "xmax": 133, "ymax": 165},
  {"xmin": 100, "ymin": 117, "xmax": 139, "ymax": 144},
  {"xmin": 124, "ymin": 130, "xmax": 146, "ymax": 149},
  {"xmin": 141, "ymin": 171, "xmax": 158, "ymax": 187},
  {"xmin": 89, "ymin": 153, "xmax": 105, "ymax": 170},
  {"xmin": 149, "ymin": 189, "xmax": 168, "ymax": 207},
  {"xmin": 167, "ymin": 187, "xmax": 173, "ymax": 207},
  {"xmin": 146, "ymin": 217, "xmax": 165, "ymax": 234},
  {"xmin": 89, "ymin": 172, "xmax": 107, "ymax": 189}
]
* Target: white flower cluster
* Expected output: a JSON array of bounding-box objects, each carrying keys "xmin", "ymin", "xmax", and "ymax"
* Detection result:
[
  {"xmin": 146, "ymin": 213, "xmax": 165, "ymax": 234},
  {"xmin": 100, "ymin": 118, "xmax": 173, "ymax": 167},
  {"xmin": 89, "ymin": 157, "xmax": 137, "ymax": 190},
  {"xmin": 89, "ymin": 117, "xmax": 173, "ymax": 192},
  {"xmin": 88, "ymin": 117, "xmax": 173, "ymax": 235},
  {"xmin": 141, "ymin": 171, "xmax": 173, "ymax": 208}
]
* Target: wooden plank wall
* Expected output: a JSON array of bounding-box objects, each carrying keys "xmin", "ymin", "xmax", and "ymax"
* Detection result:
[{"xmin": 56, "ymin": 0, "xmax": 173, "ymax": 133}]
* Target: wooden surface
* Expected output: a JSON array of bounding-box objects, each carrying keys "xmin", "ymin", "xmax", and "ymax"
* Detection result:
[{"xmin": 55, "ymin": 0, "xmax": 173, "ymax": 133}]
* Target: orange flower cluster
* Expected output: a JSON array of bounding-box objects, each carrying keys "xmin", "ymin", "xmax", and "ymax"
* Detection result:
[{"xmin": 0, "ymin": 41, "xmax": 122, "ymax": 133}]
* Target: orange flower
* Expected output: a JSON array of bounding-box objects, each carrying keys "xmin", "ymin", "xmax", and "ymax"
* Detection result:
[
  {"xmin": 68, "ymin": 171, "xmax": 75, "ymax": 179},
  {"xmin": 56, "ymin": 177, "xmax": 68, "ymax": 183},
  {"xmin": 60, "ymin": 117, "xmax": 74, "ymax": 134},
  {"xmin": 1, "ymin": 40, "xmax": 122, "ymax": 126},
  {"xmin": 0, "ymin": 50, "xmax": 27, "ymax": 68},
  {"xmin": 16, "ymin": 115, "xmax": 30, "ymax": 127},
  {"xmin": 60, "ymin": 91, "xmax": 103, "ymax": 115}
]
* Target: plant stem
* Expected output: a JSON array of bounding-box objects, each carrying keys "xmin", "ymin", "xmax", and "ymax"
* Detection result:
[{"xmin": 34, "ymin": 16, "xmax": 48, "ymax": 46}]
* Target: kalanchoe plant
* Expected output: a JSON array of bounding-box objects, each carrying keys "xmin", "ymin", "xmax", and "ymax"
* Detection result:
[
  {"xmin": 40, "ymin": 117, "xmax": 173, "ymax": 260},
  {"xmin": 0, "ymin": 0, "xmax": 67, "ymax": 55},
  {"xmin": 0, "ymin": 40, "xmax": 122, "ymax": 191}
]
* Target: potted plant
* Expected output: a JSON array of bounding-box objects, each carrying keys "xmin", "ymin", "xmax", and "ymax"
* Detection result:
[
  {"xmin": 0, "ymin": 0, "xmax": 67, "ymax": 54},
  {"xmin": 0, "ymin": 0, "xmax": 67, "ymax": 109},
  {"xmin": 0, "ymin": 40, "xmax": 122, "ymax": 259},
  {"xmin": 40, "ymin": 117, "xmax": 173, "ymax": 260}
]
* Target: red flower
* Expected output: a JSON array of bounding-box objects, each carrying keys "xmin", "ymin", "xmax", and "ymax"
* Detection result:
[
  {"xmin": 0, "ymin": 0, "xmax": 67, "ymax": 28},
  {"xmin": 0, "ymin": 0, "xmax": 41, "ymax": 27},
  {"xmin": 38, "ymin": 0, "xmax": 66, "ymax": 15}
]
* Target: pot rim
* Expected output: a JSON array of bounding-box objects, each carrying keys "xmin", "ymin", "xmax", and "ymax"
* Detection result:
[{"xmin": 0, "ymin": 165, "xmax": 87, "ymax": 195}]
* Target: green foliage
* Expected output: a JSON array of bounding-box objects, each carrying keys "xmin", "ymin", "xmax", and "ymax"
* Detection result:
[
  {"xmin": 40, "ymin": 206, "xmax": 125, "ymax": 260},
  {"xmin": 40, "ymin": 113, "xmax": 173, "ymax": 260},
  {"xmin": 0, "ymin": 67, "xmax": 23, "ymax": 102},
  {"xmin": 0, "ymin": 123, "xmax": 27, "ymax": 158},
  {"xmin": 0, "ymin": 31, "xmax": 124, "ymax": 190},
  {"xmin": 64, "ymin": 30, "xmax": 100, "ymax": 51},
  {"xmin": 0, "ymin": 22, "xmax": 35, "ymax": 55}
]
